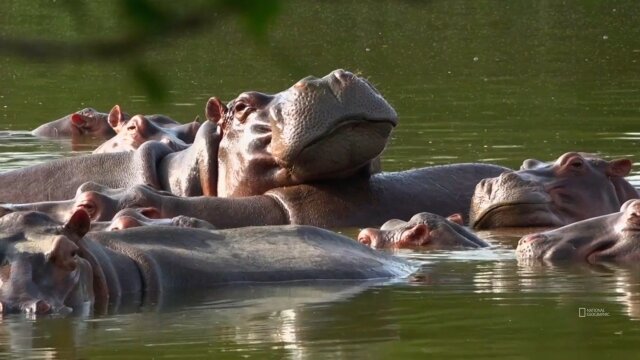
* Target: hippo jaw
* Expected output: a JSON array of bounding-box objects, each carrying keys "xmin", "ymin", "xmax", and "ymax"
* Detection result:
[
  {"xmin": 208, "ymin": 69, "xmax": 398, "ymax": 197},
  {"xmin": 270, "ymin": 70, "xmax": 397, "ymax": 182}
]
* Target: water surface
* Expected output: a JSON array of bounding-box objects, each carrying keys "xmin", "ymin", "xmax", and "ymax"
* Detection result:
[{"xmin": 1, "ymin": 0, "xmax": 640, "ymax": 358}]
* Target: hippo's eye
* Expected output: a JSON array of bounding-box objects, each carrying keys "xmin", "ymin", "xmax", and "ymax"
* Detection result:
[
  {"xmin": 234, "ymin": 102, "xmax": 247, "ymax": 113},
  {"xmin": 76, "ymin": 201, "xmax": 96, "ymax": 218}
]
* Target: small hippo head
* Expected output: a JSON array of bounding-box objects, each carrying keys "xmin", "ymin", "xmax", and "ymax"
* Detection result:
[
  {"xmin": 93, "ymin": 106, "xmax": 197, "ymax": 154},
  {"xmin": 107, "ymin": 208, "xmax": 216, "ymax": 231},
  {"xmin": 205, "ymin": 69, "xmax": 398, "ymax": 197},
  {"xmin": 516, "ymin": 199, "xmax": 640, "ymax": 263},
  {"xmin": 358, "ymin": 212, "xmax": 488, "ymax": 250},
  {"xmin": 32, "ymin": 108, "xmax": 116, "ymax": 139},
  {"xmin": 0, "ymin": 210, "xmax": 94, "ymax": 316},
  {"xmin": 470, "ymin": 152, "xmax": 637, "ymax": 229}
]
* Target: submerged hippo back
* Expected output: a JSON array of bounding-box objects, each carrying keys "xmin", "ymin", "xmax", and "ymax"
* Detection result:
[{"xmin": 88, "ymin": 225, "xmax": 415, "ymax": 289}]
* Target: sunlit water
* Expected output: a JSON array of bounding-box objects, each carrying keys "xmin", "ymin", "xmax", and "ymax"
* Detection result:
[{"xmin": 1, "ymin": 0, "xmax": 640, "ymax": 358}]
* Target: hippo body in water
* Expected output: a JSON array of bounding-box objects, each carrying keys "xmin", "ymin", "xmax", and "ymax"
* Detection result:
[
  {"xmin": 516, "ymin": 199, "xmax": 640, "ymax": 263},
  {"xmin": 358, "ymin": 212, "xmax": 489, "ymax": 249},
  {"xmin": 469, "ymin": 152, "xmax": 638, "ymax": 229},
  {"xmin": 31, "ymin": 107, "xmax": 180, "ymax": 140},
  {"xmin": 92, "ymin": 106, "xmax": 201, "ymax": 154},
  {"xmin": 1, "ymin": 70, "xmax": 507, "ymax": 228},
  {"xmin": 0, "ymin": 210, "xmax": 414, "ymax": 316}
]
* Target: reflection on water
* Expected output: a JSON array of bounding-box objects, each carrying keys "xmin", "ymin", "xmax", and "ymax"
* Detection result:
[{"xmin": 2, "ymin": 0, "xmax": 640, "ymax": 357}]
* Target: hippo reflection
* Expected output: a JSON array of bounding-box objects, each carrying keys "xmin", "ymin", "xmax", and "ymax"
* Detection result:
[
  {"xmin": 358, "ymin": 212, "xmax": 488, "ymax": 249},
  {"xmin": 0, "ymin": 210, "xmax": 414, "ymax": 316},
  {"xmin": 470, "ymin": 152, "xmax": 638, "ymax": 229},
  {"xmin": 516, "ymin": 199, "xmax": 640, "ymax": 263}
]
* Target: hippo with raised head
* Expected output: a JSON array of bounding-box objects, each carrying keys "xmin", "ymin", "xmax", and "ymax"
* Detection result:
[
  {"xmin": 358, "ymin": 212, "xmax": 489, "ymax": 249},
  {"xmin": 1, "ymin": 70, "xmax": 507, "ymax": 227},
  {"xmin": 0, "ymin": 210, "xmax": 414, "ymax": 316},
  {"xmin": 516, "ymin": 199, "xmax": 640, "ymax": 263},
  {"xmin": 469, "ymin": 152, "xmax": 638, "ymax": 229},
  {"xmin": 92, "ymin": 106, "xmax": 200, "ymax": 154},
  {"xmin": 31, "ymin": 107, "xmax": 180, "ymax": 139}
]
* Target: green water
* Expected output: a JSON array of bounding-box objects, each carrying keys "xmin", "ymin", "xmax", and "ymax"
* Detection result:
[{"xmin": 1, "ymin": 0, "xmax": 640, "ymax": 358}]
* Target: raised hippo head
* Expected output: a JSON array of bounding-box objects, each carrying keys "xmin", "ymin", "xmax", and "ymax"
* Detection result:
[
  {"xmin": 93, "ymin": 106, "xmax": 199, "ymax": 154},
  {"xmin": 470, "ymin": 152, "xmax": 638, "ymax": 229},
  {"xmin": 205, "ymin": 69, "xmax": 398, "ymax": 197},
  {"xmin": 0, "ymin": 210, "xmax": 94, "ymax": 316},
  {"xmin": 357, "ymin": 212, "xmax": 488, "ymax": 250},
  {"xmin": 32, "ymin": 108, "xmax": 116, "ymax": 139},
  {"xmin": 516, "ymin": 199, "xmax": 640, "ymax": 263}
]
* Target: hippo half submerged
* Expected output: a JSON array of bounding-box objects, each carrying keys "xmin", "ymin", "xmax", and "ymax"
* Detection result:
[
  {"xmin": 516, "ymin": 199, "xmax": 640, "ymax": 263},
  {"xmin": 0, "ymin": 210, "xmax": 414, "ymax": 316},
  {"xmin": 1, "ymin": 70, "xmax": 507, "ymax": 228},
  {"xmin": 469, "ymin": 152, "xmax": 638, "ymax": 229}
]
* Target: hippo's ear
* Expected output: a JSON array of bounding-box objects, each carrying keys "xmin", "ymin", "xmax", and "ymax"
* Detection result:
[
  {"xmin": 0, "ymin": 205, "xmax": 14, "ymax": 218},
  {"xmin": 70, "ymin": 113, "xmax": 87, "ymax": 128},
  {"xmin": 606, "ymin": 158, "xmax": 633, "ymax": 177},
  {"xmin": 63, "ymin": 209, "xmax": 91, "ymax": 240},
  {"xmin": 107, "ymin": 105, "xmax": 126, "ymax": 130},
  {"xmin": 205, "ymin": 97, "xmax": 227, "ymax": 125},
  {"xmin": 400, "ymin": 224, "xmax": 430, "ymax": 246},
  {"xmin": 446, "ymin": 213, "xmax": 464, "ymax": 225},
  {"xmin": 193, "ymin": 115, "xmax": 200, "ymax": 123}
]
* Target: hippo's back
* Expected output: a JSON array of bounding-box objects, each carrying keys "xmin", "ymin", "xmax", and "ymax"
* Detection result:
[{"xmin": 90, "ymin": 225, "xmax": 415, "ymax": 288}]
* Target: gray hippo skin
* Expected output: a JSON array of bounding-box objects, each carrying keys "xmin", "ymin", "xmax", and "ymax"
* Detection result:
[
  {"xmin": 469, "ymin": 152, "xmax": 638, "ymax": 229},
  {"xmin": 0, "ymin": 210, "xmax": 414, "ymax": 316},
  {"xmin": 516, "ymin": 199, "xmax": 640, "ymax": 263},
  {"xmin": 3, "ymin": 69, "xmax": 396, "ymax": 202},
  {"xmin": 93, "ymin": 105, "xmax": 200, "ymax": 154},
  {"xmin": 2, "ymin": 161, "xmax": 508, "ymax": 229},
  {"xmin": 358, "ymin": 212, "xmax": 489, "ymax": 249},
  {"xmin": 31, "ymin": 107, "xmax": 180, "ymax": 139}
]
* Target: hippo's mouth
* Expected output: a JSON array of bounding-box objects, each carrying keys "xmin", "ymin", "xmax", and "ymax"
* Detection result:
[
  {"xmin": 472, "ymin": 202, "xmax": 562, "ymax": 229},
  {"xmin": 300, "ymin": 116, "xmax": 397, "ymax": 154},
  {"xmin": 584, "ymin": 239, "xmax": 618, "ymax": 263}
]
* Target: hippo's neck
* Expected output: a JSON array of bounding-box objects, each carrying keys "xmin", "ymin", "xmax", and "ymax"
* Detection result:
[{"xmin": 158, "ymin": 140, "xmax": 218, "ymax": 197}]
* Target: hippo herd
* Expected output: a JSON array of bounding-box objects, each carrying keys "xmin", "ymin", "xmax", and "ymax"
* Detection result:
[{"xmin": 1, "ymin": 69, "xmax": 638, "ymax": 316}]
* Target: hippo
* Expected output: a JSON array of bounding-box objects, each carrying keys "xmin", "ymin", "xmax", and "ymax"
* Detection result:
[
  {"xmin": 0, "ymin": 209, "xmax": 414, "ymax": 316},
  {"xmin": 31, "ymin": 107, "xmax": 180, "ymax": 139},
  {"xmin": 516, "ymin": 199, "xmax": 640, "ymax": 263},
  {"xmin": 100, "ymin": 208, "xmax": 217, "ymax": 232},
  {"xmin": 358, "ymin": 212, "xmax": 489, "ymax": 249},
  {"xmin": 3, "ymin": 69, "xmax": 395, "ymax": 202},
  {"xmin": 469, "ymin": 152, "xmax": 638, "ymax": 229},
  {"xmin": 1, "ymin": 70, "xmax": 507, "ymax": 227},
  {"xmin": 92, "ymin": 106, "xmax": 200, "ymax": 154}
]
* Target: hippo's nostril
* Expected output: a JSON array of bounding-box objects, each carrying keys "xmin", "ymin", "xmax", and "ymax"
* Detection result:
[
  {"xmin": 23, "ymin": 299, "xmax": 51, "ymax": 315},
  {"xmin": 358, "ymin": 235, "xmax": 372, "ymax": 246},
  {"xmin": 333, "ymin": 69, "xmax": 354, "ymax": 83}
]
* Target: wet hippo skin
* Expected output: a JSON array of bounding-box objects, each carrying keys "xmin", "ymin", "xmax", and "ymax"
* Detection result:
[
  {"xmin": 31, "ymin": 107, "xmax": 181, "ymax": 140},
  {"xmin": 1, "ymin": 161, "xmax": 508, "ymax": 229},
  {"xmin": 516, "ymin": 199, "xmax": 640, "ymax": 263},
  {"xmin": 0, "ymin": 210, "xmax": 415, "ymax": 316},
  {"xmin": 93, "ymin": 105, "xmax": 200, "ymax": 154},
  {"xmin": 358, "ymin": 212, "xmax": 489, "ymax": 249},
  {"xmin": 3, "ymin": 69, "xmax": 396, "ymax": 203},
  {"xmin": 470, "ymin": 152, "xmax": 638, "ymax": 229}
]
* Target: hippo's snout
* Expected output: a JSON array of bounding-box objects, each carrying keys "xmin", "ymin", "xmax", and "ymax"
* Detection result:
[{"xmin": 516, "ymin": 233, "xmax": 549, "ymax": 259}]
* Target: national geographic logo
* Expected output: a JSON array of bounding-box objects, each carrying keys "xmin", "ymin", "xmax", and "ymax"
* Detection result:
[{"xmin": 578, "ymin": 307, "xmax": 610, "ymax": 317}]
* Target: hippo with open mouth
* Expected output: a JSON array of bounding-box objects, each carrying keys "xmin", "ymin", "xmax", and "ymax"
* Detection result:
[
  {"xmin": 469, "ymin": 152, "xmax": 638, "ymax": 229},
  {"xmin": 516, "ymin": 199, "xmax": 640, "ymax": 263},
  {"xmin": 0, "ymin": 209, "xmax": 414, "ymax": 316}
]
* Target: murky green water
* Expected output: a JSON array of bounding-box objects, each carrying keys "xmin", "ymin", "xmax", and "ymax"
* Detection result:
[{"xmin": 1, "ymin": 0, "xmax": 640, "ymax": 358}]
